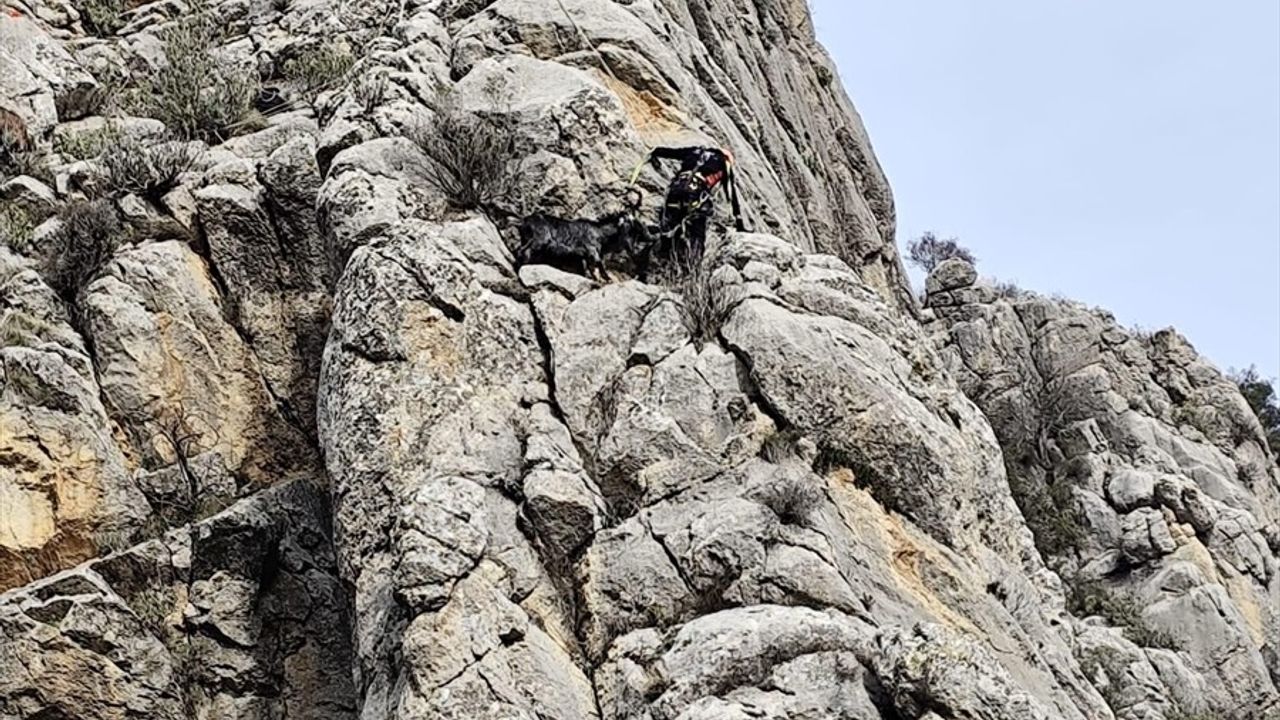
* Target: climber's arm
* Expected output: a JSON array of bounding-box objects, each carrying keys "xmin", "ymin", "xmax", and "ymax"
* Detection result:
[{"xmin": 648, "ymin": 146, "xmax": 696, "ymax": 169}]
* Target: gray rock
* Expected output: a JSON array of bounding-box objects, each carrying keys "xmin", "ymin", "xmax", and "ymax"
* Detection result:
[
  {"xmin": 0, "ymin": 14, "xmax": 100, "ymax": 133},
  {"xmin": 1120, "ymin": 507, "xmax": 1177, "ymax": 562},
  {"xmin": 1108, "ymin": 468, "xmax": 1157, "ymax": 512},
  {"xmin": 2, "ymin": 1, "xmax": 1275, "ymax": 718},
  {"xmin": 719, "ymin": 242, "xmax": 1027, "ymax": 563},
  {"xmin": 930, "ymin": 274, "xmax": 1280, "ymax": 718},
  {"xmin": 0, "ymin": 257, "xmax": 145, "ymax": 591},
  {"xmin": 925, "ymin": 258, "xmax": 978, "ymax": 294},
  {"xmin": 81, "ymin": 241, "xmax": 317, "ymax": 489},
  {"xmin": 867, "ymin": 623, "xmax": 1058, "ymax": 719},
  {"xmin": 450, "ymin": 0, "xmax": 910, "ymax": 311},
  {"xmin": 52, "ymin": 115, "xmax": 166, "ymax": 154},
  {"xmin": 0, "ymin": 175, "xmax": 56, "ymax": 218},
  {"xmin": 0, "ymin": 481, "xmax": 357, "ymax": 720}
]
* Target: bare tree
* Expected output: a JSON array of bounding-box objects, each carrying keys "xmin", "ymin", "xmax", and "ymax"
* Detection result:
[
  {"xmin": 906, "ymin": 232, "xmax": 976, "ymax": 273},
  {"xmin": 147, "ymin": 402, "xmax": 223, "ymax": 523}
]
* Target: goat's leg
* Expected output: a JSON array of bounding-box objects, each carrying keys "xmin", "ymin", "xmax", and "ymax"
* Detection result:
[{"xmin": 587, "ymin": 248, "xmax": 608, "ymax": 283}]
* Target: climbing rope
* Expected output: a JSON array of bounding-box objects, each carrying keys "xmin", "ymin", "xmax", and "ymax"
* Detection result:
[{"xmin": 554, "ymin": 0, "xmax": 620, "ymax": 83}]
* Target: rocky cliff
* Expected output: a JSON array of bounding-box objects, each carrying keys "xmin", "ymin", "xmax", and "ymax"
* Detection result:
[{"xmin": 0, "ymin": 0, "xmax": 1276, "ymax": 719}]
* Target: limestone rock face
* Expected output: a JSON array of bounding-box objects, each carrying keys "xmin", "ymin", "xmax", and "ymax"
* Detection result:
[
  {"xmin": 0, "ymin": 248, "xmax": 144, "ymax": 591},
  {"xmin": 0, "ymin": 13, "xmax": 99, "ymax": 135},
  {"xmin": 0, "ymin": 481, "xmax": 355, "ymax": 719},
  {"xmin": 928, "ymin": 261, "xmax": 1280, "ymax": 719},
  {"xmin": 1, "ymin": 0, "xmax": 1277, "ymax": 718}
]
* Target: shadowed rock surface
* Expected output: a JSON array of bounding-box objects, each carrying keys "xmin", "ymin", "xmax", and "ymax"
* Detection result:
[{"xmin": 0, "ymin": 0, "xmax": 1276, "ymax": 718}]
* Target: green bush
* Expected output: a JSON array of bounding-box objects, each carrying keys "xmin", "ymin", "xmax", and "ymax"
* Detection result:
[
  {"xmin": 137, "ymin": 11, "xmax": 262, "ymax": 143},
  {"xmin": 1067, "ymin": 578, "xmax": 1182, "ymax": 650},
  {"xmin": 759, "ymin": 428, "xmax": 803, "ymax": 464},
  {"xmin": 74, "ymin": 0, "xmax": 126, "ymax": 37},
  {"xmin": 100, "ymin": 134, "xmax": 198, "ymax": 202},
  {"xmin": 1006, "ymin": 466, "xmax": 1085, "ymax": 557},
  {"xmin": 676, "ymin": 256, "xmax": 742, "ymax": 348},
  {"xmin": 758, "ymin": 474, "xmax": 823, "ymax": 525},
  {"xmin": 1230, "ymin": 366, "xmax": 1280, "ymax": 457},
  {"xmin": 1, "ymin": 125, "xmax": 48, "ymax": 183},
  {"xmin": 283, "ymin": 43, "xmax": 356, "ymax": 97},
  {"xmin": 56, "ymin": 127, "xmax": 114, "ymax": 161},
  {"xmin": 1078, "ymin": 646, "xmax": 1127, "ymax": 712},
  {"xmin": 403, "ymin": 81, "xmax": 517, "ymax": 211},
  {"xmin": 0, "ymin": 204, "xmax": 34, "ymax": 252}
]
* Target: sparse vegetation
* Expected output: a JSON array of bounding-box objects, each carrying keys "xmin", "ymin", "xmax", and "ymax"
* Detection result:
[
  {"xmin": 0, "ymin": 312, "xmax": 55, "ymax": 349},
  {"xmin": 1067, "ymin": 578, "xmax": 1182, "ymax": 650},
  {"xmin": 1078, "ymin": 645, "xmax": 1128, "ymax": 712},
  {"xmin": 55, "ymin": 127, "xmax": 115, "ymax": 161},
  {"xmin": 1007, "ymin": 467, "xmax": 1085, "ymax": 557},
  {"xmin": 759, "ymin": 428, "xmax": 803, "ymax": 464},
  {"xmin": 403, "ymin": 79, "xmax": 517, "ymax": 211},
  {"xmin": 283, "ymin": 43, "xmax": 356, "ymax": 97},
  {"xmin": 758, "ymin": 474, "xmax": 823, "ymax": 525},
  {"xmin": 44, "ymin": 199, "xmax": 125, "ymax": 303},
  {"xmin": 675, "ymin": 255, "xmax": 742, "ymax": 347},
  {"xmin": 73, "ymin": 0, "xmax": 127, "ymax": 37},
  {"xmin": 135, "ymin": 9, "xmax": 262, "ymax": 143},
  {"xmin": 1, "ymin": 125, "xmax": 48, "ymax": 183},
  {"xmin": 1165, "ymin": 711, "xmax": 1217, "ymax": 720},
  {"xmin": 0, "ymin": 204, "xmax": 35, "ymax": 252},
  {"xmin": 1001, "ymin": 368, "xmax": 1096, "ymax": 558},
  {"xmin": 990, "ymin": 278, "xmax": 1023, "ymax": 300},
  {"xmin": 100, "ymin": 134, "xmax": 198, "ymax": 203},
  {"xmin": 354, "ymin": 71, "xmax": 389, "ymax": 113},
  {"xmin": 1230, "ymin": 366, "xmax": 1280, "ymax": 457},
  {"xmin": 126, "ymin": 586, "xmax": 177, "ymax": 637},
  {"xmin": 906, "ymin": 231, "xmax": 976, "ymax": 274},
  {"xmin": 146, "ymin": 403, "xmax": 226, "ymax": 524}
]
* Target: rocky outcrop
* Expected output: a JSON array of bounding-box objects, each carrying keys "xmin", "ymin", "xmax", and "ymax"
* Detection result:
[
  {"xmin": 0, "ymin": 480, "xmax": 355, "ymax": 719},
  {"xmin": 1, "ymin": 0, "xmax": 1277, "ymax": 717},
  {"xmin": 0, "ymin": 246, "xmax": 144, "ymax": 590},
  {"xmin": 317, "ymin": 207, "xmax": 1113, "ymax": 717},
  {"xmin": 927, "ymin": 261, "xmax": 1280, "ymax": 719}
]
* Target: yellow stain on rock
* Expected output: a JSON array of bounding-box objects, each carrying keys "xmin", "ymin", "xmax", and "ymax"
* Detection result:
[
  {"xmin": 0, "ymin": 415, "xmax": 104, "ymax": 590},
  {"xmin": 598, "ymin": 73, "xmax": 686, "ymax": 142},
  {"xmin": 828, "ymin": 469, "xmax": 980, "ymax": 635},
  {"xmin": 1223, "ymin": 569, "xmax": 1267, "ymax": 648},
  {"xmin": 402, "ymin": 303, "xmax": 464, "ymax": 379},
  {"xmin": 0, "ymin": 474, "xmax": 56, "ymax": 550}
]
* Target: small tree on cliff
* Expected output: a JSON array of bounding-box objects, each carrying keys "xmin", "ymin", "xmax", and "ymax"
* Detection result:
[
  {"xmin": 1230, "ymin": 366, "xmax": 1280, "ymax": 457},
  {"xmin": 906, "ymin": 232, "xmax": 977, "ymax": 273}
]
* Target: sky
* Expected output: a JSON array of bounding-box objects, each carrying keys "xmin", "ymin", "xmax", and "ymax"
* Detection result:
[{"xmin": 810, "ymin": 0, "xmax": 1280, "ymax": 381}]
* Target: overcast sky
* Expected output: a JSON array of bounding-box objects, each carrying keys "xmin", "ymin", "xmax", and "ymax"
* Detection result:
[{"xmin": 810, "ymin": 0, "xmax": 1280, "ymax": 380}]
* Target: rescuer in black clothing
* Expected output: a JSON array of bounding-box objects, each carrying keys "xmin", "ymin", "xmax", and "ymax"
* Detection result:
[{"xmin": 641, "ymin": 145, "xmax": 746, "ymax": 268}]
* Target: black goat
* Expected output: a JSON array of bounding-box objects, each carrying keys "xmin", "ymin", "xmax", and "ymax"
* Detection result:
[{"xmin": 516, "ymin": 211, "xmax": 651, "ymax": 282}]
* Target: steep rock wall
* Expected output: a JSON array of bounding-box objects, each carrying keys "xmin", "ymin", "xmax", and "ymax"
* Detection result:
[{"xmin": 0, "ymin": 0, "xmax": 1275, "ymax": 718}]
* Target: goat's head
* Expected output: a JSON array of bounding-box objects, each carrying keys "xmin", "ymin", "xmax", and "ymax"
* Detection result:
[{"xmin": 598, "ymin": 213, "xmax": 645, "ymax": 257}]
